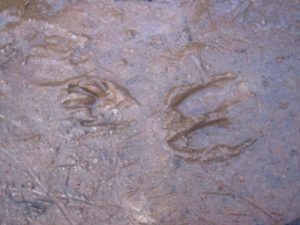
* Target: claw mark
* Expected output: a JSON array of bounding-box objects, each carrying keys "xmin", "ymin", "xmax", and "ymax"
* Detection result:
[
  {"xmin": 165, "ymin": 72, "xmax": 237, "ymax": 107},
  {"xmin": 170, "ymin": 139, "xmax": 257, "ymax": 163},
  {"xmin": 164, "ymin": 72, "xmax": 256, "ymax": 163}
]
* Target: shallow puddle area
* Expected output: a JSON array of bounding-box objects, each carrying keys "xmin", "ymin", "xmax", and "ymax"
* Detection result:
[{"xmin": 0, "ymin": 1, "xmax": 299, "ymax": 225}]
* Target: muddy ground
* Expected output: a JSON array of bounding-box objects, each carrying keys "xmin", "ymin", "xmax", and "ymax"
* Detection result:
[{"xmin": 0, "ymin": 0, "xmax": 299, "ymax": 225}]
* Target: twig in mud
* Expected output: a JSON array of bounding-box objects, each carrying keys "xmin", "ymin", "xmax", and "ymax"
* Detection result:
[
  {"xmin": 51, "ymin": 192, "xmax": 121, "ymax": 209},
  {"xmin": 0, "ymin": 140, "xmax": 76, "ymax": 225},
  {"xmin": 201, "ymin": 191, "xmax": 233, "ymax": 197},
  {"xmin": 190, "ymin": 163, "xmax": 279, "ymax": 224},
  {"xmin": 209, "ymin": 183, "xmax": 277, "ymax": 223}
]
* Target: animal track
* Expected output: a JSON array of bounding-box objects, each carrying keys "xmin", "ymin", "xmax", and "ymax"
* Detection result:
[
  {"xmin": 39, "ymin": 72, "xmax": 255, "ymax": 159},
  {"xmin": 164, "ymin": 72, "xmax": 256, "ymax": 163},
  {"xmin": 40, "ymin": 76, "xmax": 139, "ymax": 133}
]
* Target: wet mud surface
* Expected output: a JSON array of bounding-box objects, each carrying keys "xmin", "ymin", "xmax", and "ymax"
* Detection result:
[{"xmin": 0, "ymin": 0, "xmax": 299, "ymax": 225}]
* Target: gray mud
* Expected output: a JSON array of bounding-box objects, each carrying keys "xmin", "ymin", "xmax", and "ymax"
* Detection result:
[{"xmin": 0, "ymin": 0, "xmax": 299, "ymax": 225}]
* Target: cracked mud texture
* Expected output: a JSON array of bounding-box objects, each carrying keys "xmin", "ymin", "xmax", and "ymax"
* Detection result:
[{"xmin": 0, "ymin": 0, "xmax": 299, "ymax": 225}]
